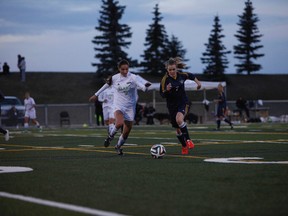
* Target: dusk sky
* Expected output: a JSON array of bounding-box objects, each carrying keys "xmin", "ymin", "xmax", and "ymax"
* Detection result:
[{"xmin": 0, "ymin": 0, "xmax": 287, "ymax": 74}]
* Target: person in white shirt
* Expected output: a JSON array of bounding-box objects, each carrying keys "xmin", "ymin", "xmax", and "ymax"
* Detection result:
[
  {"xmin": 89, "ymin": 59, "xmax": 151, "ymax": 155},
  {"xmin": 24, "ymin": 92, "xmax": 42, "ymax": 131},
  {"xmin": 98, "ymin": 85, "xmax": 115, "ymax": 134}
]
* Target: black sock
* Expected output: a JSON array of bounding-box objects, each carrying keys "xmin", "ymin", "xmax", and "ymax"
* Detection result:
[
  {"xmin": 224, "ymin": 118, "xmax": 232, "ymax": 126},
  {"xmin": 179, "ymin": 122, "xmax": 190, "ymax": 141},
  {"xmin": 0, "ymin": 127, "xmax": 7, "ymax": 135},
  {"xmin": 216, "ymin": 120, "xmax": 221, "ymax": 129},
  {"xmin": 177, "ymin": 134, "xmax": 186, "ymax": 147}
]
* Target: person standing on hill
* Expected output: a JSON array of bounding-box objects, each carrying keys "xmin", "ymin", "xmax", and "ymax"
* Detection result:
[
  {"xmin": 2, "ymin": 62, "xmax": 10, "ymax": 75},
  {"xmin": 89, "ymin": 59, "xmax": 151, "ymax": 155},
  {"xmin": 160, "ymin": 57, "xmax": 201, "ymax": 155},
  {"xmin": 19, "ymin": 57, "xmax": 26, "ymax": 82},
  {"xmin": 214, "ymin": 83, "xmax": 233, "ymax": 130}
]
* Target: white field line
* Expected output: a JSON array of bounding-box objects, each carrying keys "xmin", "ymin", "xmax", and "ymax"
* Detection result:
[{"xmin": 0, "ymin": 191, "xmax": 127, "ymax": 216}]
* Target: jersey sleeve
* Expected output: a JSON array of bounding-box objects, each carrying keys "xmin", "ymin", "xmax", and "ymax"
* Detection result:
[
  {"xmin": 97, "ymin": 91, "xmax": 105, "ymax": 102},
  {"xmin": 133, "ymin": 74, "xmax": 147, "ymax": 92},
  {"xmin": 95, "ymin": 83, "xmax": 109, "ymax": 97},
  {"xmin": 185, "ymin": 72, "xmax": 196, "ymax": 81}
]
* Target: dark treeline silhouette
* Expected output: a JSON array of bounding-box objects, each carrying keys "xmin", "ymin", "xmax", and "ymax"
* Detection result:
[{"xmin": 92, "ymin": 0, "xmax": 264, "ymax": 78}]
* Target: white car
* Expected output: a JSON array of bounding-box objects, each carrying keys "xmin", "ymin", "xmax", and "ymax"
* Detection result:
[{"xmin": 0, "ymin": 96, "xmax": 25, "ymax": 126}]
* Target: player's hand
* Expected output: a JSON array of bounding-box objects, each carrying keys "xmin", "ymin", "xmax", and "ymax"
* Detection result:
[
  {"xmin": 89, "ymin": 95, "xmax": 97, "ymax": 102},
  {"xmin": 197, "ymin": 84, "xmax": 201, "ymax": 90},
  {"xmin": 166, "ymin": 83, "xmax": 172, "ymax": 91},
  {"xmin": 145, "ymin": 82, "xmax": 152, "ymax": 88}
]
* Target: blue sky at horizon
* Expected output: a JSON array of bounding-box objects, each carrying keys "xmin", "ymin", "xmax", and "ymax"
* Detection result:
[{"xmin": 0, "ymin": 0, "xmax": 287, "ymax": 74}]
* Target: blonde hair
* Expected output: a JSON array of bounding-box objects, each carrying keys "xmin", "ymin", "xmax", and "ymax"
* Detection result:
[{"xmin": 165, "ymin": 57, "xmax": 187, "ymax": 69}]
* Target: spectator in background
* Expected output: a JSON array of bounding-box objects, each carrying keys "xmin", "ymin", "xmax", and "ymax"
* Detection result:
[
  {"xmin": 236, "ymin": 96, "xmax": 250, "ymax": 121},
  {"xmin": 144, "ymin": 104, "xmax": 155, "ymax": 125},
  {"xmin": 17, "ymin": 54, "xmax": 22, "ymax": 73},
  {"xmin": 2, "ymin": 62, "xmax": 10, "ymax": 75},
  {"xmin": 94, "ymin": 99, "xmax": 104, "ymax": 126},
  {"xmin": 214, "ymin": 83, "xmax": 233, "ymax": 130},
  {"xmin": 7, "ymin": 106, "xmax": 19, "ymax": 127},
  {"xmin": 19, "ymin": 57, "xmax": 26, "ymax": 82},
  {"xmin": 134, "ymin": 103, "xmax": 143, "ymax": 125}
]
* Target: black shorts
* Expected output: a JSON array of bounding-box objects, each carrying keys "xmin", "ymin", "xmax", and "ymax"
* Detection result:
[
  {"xmin": 217, "ymin": 106, "xmax": 226, "ymax": 117},
  {"xmin": 168, "ymin": 103, "xmax": 190, "ymax": 128}
]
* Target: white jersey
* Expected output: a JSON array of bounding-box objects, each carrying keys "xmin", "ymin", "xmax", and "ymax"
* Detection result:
[
  {"xmin": 94, "ymin": 72, "xmax": 148, "ymax": 121},
  {"xmin": 24, "ymin": 97, "xmax": 36, "ymax": 112},
  {"xmin": 111, "ymin": 72, "xmax": 146, "ymax": 109},
  {"xmin": 98, "ymin": 86, "xmax": 114, "ymax": 109},
  {"xmin": 24, "ymin": 97, "xmax": 37, "ymax": 119}
]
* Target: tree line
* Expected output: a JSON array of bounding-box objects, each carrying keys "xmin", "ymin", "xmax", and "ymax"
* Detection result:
[{"xmin": 92, "ymin": 0, "xmax": 264, "ymax": 77}]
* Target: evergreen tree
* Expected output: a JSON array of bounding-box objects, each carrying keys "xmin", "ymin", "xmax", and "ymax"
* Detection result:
[
  {"xmin": 201, "ymin": 15, "xmax": 231, "ymax": 76},
  {"xmin": 92, "ymin": 0, "xmax": 133, "ymax": 77},
  {"xmin": 234, "ymin": 0, "xmax": 264, "ymax": 75},
  {"xmin": 163, "ymin": 34, "xmax": 188, "ymax": 67},
  {"xmin": 141, "ymin": 4, "xmax": 168, "ymax": 75}
]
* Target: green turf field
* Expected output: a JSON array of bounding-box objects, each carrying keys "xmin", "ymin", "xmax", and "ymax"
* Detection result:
[{"xmin": 1, "ymin": 123, "xmax": 288, "ymax": 216}]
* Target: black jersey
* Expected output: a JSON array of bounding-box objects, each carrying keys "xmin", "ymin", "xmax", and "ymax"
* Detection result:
[{"xmin": 160, "ymin": 72, "xmax": 196, "ymax": 109}]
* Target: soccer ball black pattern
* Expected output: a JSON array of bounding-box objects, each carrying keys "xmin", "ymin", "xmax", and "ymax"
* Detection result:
[{"xmin": 150, "ymin": 144, "xmax": 166, "ymax": 159}]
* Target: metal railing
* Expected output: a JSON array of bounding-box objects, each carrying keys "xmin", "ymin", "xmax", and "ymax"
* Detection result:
[{"xmin": 25, "ymin": 100, "xmax": 287, "ymax": 127}]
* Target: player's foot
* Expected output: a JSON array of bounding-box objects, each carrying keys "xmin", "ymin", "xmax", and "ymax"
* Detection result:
[
  {"xmin": 181, "ymin": 146, "xmax": 188, "ymax": 155},
  {"xmin": 230, "ymin": 124, "xmax": 234, "ymax": 130},
  {"xmin": 38, "ymin": 126, "xmax": 43, "ymax": 132},
  {"xmin": 186, "ymin": 140, "xmax": 195, "ymax": 149},
  {"xmin": 4, "ymin": 130, "xmax": 9, "ymax": 141},
  {"xmin": 115, "ymin": 145, "xmax": 123, "ymax": 155},
  {"xmin": 104, "ymin": 136, "xmax": 113, "ymax": 147}
]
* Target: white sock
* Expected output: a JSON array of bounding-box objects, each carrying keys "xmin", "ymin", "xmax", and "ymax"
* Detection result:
[
  {"xmin": 116, "ymin": 134, "xmax": 126, "ymax": 147},
  {"xmin": 24, "ymin": 123, "xmax": 29, "ymax": 128},
  {"xmin": 108, "ymin": 124, "xmax": 114, "ymax": 134},
  {"xmin": 109, "ymin": 125, "xmax": 118, "ymax": 138}
]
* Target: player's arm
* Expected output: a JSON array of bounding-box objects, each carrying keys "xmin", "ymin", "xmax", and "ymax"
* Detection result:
[
  {"xmin": 135, "ymin": 75, "xmax": 151, "ymax": 92},
  {"xmin": 194, "ymin": 77, "xmax": 202, "ymax": 90},
  {"xmin": 186, "ymin": 72, "xmax": 201, "ymax": 90},
  {"xmin": 89, "ymin": 83, "xmax": 109, "ymax": 102},
  {"xmin": 159, "ymin": 76, "xmax": 171, "ymax": 98}
]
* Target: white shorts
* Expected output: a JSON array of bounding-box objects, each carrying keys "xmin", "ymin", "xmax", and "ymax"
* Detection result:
[
  {"xmin": 103, "ymin": 106, "xmax": 114, "ymax": 121},
  {"xmin": 25, "ymin": 110, "xmax": 37, "ymax": 119},
  {"xmin": 113, "ymin": 105, "xmax": 135, "ymax": 122}
]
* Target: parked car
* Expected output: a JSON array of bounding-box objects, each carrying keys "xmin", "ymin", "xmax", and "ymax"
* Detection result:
[{"xmin": 0, "ymin": 96, "xmax": 25, "ymax": 126}]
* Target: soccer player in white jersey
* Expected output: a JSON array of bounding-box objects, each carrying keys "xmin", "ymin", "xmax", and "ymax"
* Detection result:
[
  {"xmin": 98, "ymin": 85, "xmax": 115, "ymax": 134},
  {"xmin": 24, "ymin": 92, "xmax": 42, "ymax": 131},
  {"xmin": 89, "ymin": 59, "xmax": 151, "ymax": 155}
]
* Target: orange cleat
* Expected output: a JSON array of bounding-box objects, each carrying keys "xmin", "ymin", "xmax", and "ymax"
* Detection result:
[
  {"xmin": 186, "ymin": 140, "xmax": 195, "ymax": 149},
  {"xmin": 182, "ymin": 146, "xmax": 189, "ymax": 155}
]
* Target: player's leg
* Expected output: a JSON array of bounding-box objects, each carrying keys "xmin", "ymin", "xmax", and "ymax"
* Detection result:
[
  {"xmin": 24, "ymin": 116, "xmax": 29, "ymax": 130},
  {"xmin": 115, "ymin": 120, "xmax": 133, "ymax": 155},
  {"xmin": 0, "ymin": 127, "xmax": 9, "ymax": 141},
  {"xmin": 104, "ymin": 110, "xmax": 123, "ymax": 147},
  {"xmin": 107, "ymin": 107, "xmax": 115, "ymax": 135},
  {"xmin": 223, "ymin": 108, "xmax": 233, "ymax": 129},
  {"xmin": 176, "ymin": 110, "xmax": 194, "ymax": 149}
]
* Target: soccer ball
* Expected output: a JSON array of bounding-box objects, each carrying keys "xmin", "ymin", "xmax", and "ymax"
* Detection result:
[{"xmin": 150, "ymin": 144, "xmax": 166, "ymax": 159}]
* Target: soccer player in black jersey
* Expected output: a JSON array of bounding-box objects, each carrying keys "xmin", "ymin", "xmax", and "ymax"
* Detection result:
[
  {"xmin": 214, "ymin": 83, "xmax": 233, "ymax": 130},
  {"xmin": 160, "ymin": 57, "xmax": 201, "ymax": 155}
]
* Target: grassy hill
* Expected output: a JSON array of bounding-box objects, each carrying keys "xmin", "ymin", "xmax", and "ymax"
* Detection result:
[{"xmin": 0, "ymin": 72, "xmax": 287, "ymax": 104}]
